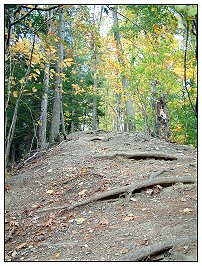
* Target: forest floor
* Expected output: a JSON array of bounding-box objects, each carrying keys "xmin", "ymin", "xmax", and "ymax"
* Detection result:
[{"xmin": 5, "ymin": 131, "xmax": 197, "ymax": 262}]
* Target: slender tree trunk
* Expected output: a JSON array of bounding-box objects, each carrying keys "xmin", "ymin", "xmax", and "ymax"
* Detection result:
[
  {"xmin": 183, "ymin": 21, "xmax": 197, "ymax": 117},
  {"xmin": 5, "ymin": 96, "xmax": 20, "ymax": 168},
  {"xmin": 92, "ymin": 42, "xmax": 98, "ymax": 130},
  {"xmin": 38, "ymin": 10, "xmax": 51, "ymax": 149},
  {"xmin": 116, "ymin": 92, "xmax": 122, "ymax": 132},
  {"xmin": 50, "ymin": 9, "xmax": 64, "ymax": 143},
  {"xmin": 92, "ymin": 6, "xmax": 100, "ymax": 131},
  {"xmin": 60, "ymin": 90, "xmax": 67, "ymax": 139},
  {"xmin": 112, "ymin": 5, "xmax": 135, "ymax": 132},
  {"xmin": 5, "ymin": 28, "xmax": 36, "ymax": 168}
]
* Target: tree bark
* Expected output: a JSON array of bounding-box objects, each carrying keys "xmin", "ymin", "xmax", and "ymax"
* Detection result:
[
  {"xmin": 50, "ymin": 9, "xmax": 64, "ymax": 143},
  {"xmin": 112, "ymin": 5, "xmax": 135, "ymax": 132},
  {"xmin": 38, "ymin": 10, "xmax": 51, "ymax": 149},
  {"xmin": 92, "ymin": 41, "xmax": 98, "ymax": 130}
]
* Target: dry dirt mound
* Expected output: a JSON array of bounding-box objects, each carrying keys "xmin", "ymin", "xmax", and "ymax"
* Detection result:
[{"xmin": 5, "ymin": 131, "xmax": 197, "ymax": 261}]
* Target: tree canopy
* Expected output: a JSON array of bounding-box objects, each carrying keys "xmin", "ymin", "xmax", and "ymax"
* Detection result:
[{"xmin": 5, "ymin": 4, "xmax": 197, "ymax": 168}]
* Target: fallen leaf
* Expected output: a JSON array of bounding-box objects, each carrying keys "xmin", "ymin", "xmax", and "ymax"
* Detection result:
[
  {"xmin": 10, "ymin": 220, "xmax": 19, "ymax": 226},
  {"xmin": 145, "ymin": 188, "xmax": 153, "ymax": 195},
  {"xmin": 46, "ymin": 190, "xmax": 54, "ymax": 194},
  {"xmin": 99, "ymin": 218, "xmax": 109, "ymax": 225},
  {"xmin": 120, "ymin": 247, "xmax": 130, "ymax": 254},
  {"xmin": 68, "ymin": 219, "xmax": 75, "ymax": 223},
  {"xmin": 130, "ymin": 197, "xmax": 137, "ymax": 202},
  {"xmin": 81, "ymin": 167, "xmax": 87, "ymax": 174},
  {"xmin": 43, "ymin": 218, "xmax": 53, "ymax": 227},
  {"xmin": 122, "ymin": 215, "xmax": 140, "ymax": 222},
  {"xmin": 11, "ymin": 250, "xmax": 17, "ymax": 257},
  {"xmin": 180, "ymin": 197, "xmax": 187, "ymax": 202},
  {"xmin": 140, "ymin": 239, "xmax": 149, "ymax": 246},
  {"xmin": 78, "ymin": 189, "xmax": 88, "ymax": 196},
  {"xmin": 123, "ymin": 216, "xmax": 134, "ymax": 222},
  {"xmin": 183, "ymin": 208, "xmax": 194, "ymax": 214},
  {"xmin": 75, "ymin": 217, "xmax": 86, "ymax": 224},
  {"xmin": 67, "ymin": 212, "xmax": 73, "ymax": 219},
  {"xmin": 54, "ymin": 252, "xmax": 61, "ymax": 258},
  {"xmin": 153, "ymin": 185, "xmax": 163, "ymax": 194},
  {"xmin": 5, "ymin": 183, "xmax": 10, "ymax": 192},
  {"xmin": 16, "ymin": 242, "xmax": 27, "ymax": 251}
]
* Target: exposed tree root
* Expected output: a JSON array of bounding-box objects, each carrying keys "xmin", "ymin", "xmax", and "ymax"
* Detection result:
[
  {"xmin": 149, "ymin": 169, "xmax": 171, "ymax": 179},
  {"xmin": 95, "ymin": 152, "xmax": 178, "ymax": 160},
  {"xmin": 37, "ymin": 175, "xmax": 196, "ymax": 213},
  {"xmin": 121, "ymin": 237, "xmax": 196, "ymax": 261}
]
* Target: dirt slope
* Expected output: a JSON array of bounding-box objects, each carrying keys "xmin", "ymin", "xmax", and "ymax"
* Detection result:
[{"xmin": 5, "ymin": 131, "xmax": 197, "ymax": 261}]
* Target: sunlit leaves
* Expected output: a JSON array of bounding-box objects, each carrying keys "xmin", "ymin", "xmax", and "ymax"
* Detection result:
[
  {"xmin": 13, "ymin": 91, "xmax": 18, "ymax": 97},
  {"xmin": 32, "ymin": 87, "xmax": 38, "ymax": 93},
  {"xmin": 71, "ymin": 84, "xmax": 84, "ymax": 95}
]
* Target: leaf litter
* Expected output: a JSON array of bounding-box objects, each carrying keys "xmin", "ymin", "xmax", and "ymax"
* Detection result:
[{"xmin": 5, "ymin": 131, "xmax": 197, "ymax": 261}]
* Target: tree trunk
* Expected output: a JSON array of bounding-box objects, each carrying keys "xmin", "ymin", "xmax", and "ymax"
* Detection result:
[
  {"xmin": 123, "ymin": 77, "xmax": 135, "ymax": 132},
  {"xmin": 92, "ymin": 7, "xmax": 99, "ymax": 131},
  {"xmin": 112, "ymin": 5, "xmax": 135, "ymax": 132},
  {"xmin": 92, "ymin": 42, "xmax": 98, "ymax": 130},
  {"xmin": 38, "ymin": 10, "xmax": 51, "ymax": 149},
  {"xmin": 50, "ymin": 9, "xmax": 64, "ymax": 143},
  {"xmin": 60, "ymin": 91, "xmax": 67, "ymax": 139}
]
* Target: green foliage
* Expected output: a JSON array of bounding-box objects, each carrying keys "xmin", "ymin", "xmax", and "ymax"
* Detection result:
[{"xmin": 5, "ymin": 4, "xmax": 197, "ymax": 166}]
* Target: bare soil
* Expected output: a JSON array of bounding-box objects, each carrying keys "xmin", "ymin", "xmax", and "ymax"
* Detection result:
[{"xmin": 5, "ymin": 131, "xmax": 197, "ymax": 261}]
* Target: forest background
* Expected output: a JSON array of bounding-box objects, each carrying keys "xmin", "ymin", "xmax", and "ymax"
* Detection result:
[{"xmin": 4, "ymin": 2, "xmax": 198, "ymax": 170}]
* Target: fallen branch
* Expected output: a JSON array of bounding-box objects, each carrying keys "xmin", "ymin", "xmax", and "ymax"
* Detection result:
[
  {"xmin": 95, "ymin": 152, "xmax": 178, "ymax": 161},
  {"xmin": 37, "ymin": 175, "xmax": 196, "ymax": 213},
  {"xmin": 121, "ymin": 237, "xmax": 196, "ymax": 261}
]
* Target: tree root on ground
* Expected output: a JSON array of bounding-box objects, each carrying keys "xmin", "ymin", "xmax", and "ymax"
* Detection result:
[
  {"xmin": 95, "ymin": 152, "xmax": 178, "ymax": 160},
  {"xmin": 37, "ymin": 175, "xmax": 196, "ymax": 213},
  {"xmin": 121, "ymin": 237, "xmax": 196, "ymax": 261}
]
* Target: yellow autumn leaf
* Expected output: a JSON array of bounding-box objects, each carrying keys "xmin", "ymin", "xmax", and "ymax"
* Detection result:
[
  {"xmin": 46, "ymin": 190, "xmax": 54, "ymax": 194},
  {"xmin": 54, "ymin": 252, "xmax": 61, "ymax": 258},
  {"xmin": 35, "ymin": 69, "xmax": 40, "ymax": 75},
  {"xmin": 27, "ymin": 5, "xmax": 34, "ymax": 8},
  {"xmin": 183, "ymin": 208, "xmax": 194, "ymax": 214},
  {"xmin": 19, "ymin": 78, "xmax": 25, "ymax": 84},
  {"xmin": 78, "ymin": 189, "xmax": 88, "ymax": 196},
  {"xmin": 75, "ymin": 217, "xmax": 86, "ymax": 224},
  {"xmin": 71, "ymin": 70, "xmax": 77, "ymax": 75},
  {"xmin": 13, "ymin": 91, "xmax": 18, "ymax": 97},
  {"xmin": 36, "ymin": 120, "xmax": 42, "ymax": 126},
  {"xmin": 32, "ymin": 87, "xmax": 38, "ymax": 93}
]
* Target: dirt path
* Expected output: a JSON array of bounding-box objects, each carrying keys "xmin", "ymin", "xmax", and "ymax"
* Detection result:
[{"xmin": 5, "ymin": 131, "xmax": 197, "ymax": 261}]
